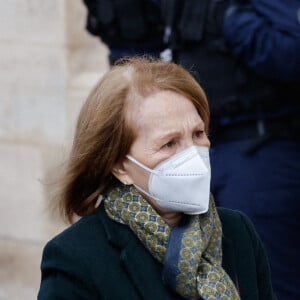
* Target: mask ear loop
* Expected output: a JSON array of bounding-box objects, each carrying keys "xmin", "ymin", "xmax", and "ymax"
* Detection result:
[
  {"xmin": 126, "ymin": 155, "xmax": 160, "ymax": 202},
  {"xmin": 126, "ymin": 155, "xmax": 159, "ymax": 175}
]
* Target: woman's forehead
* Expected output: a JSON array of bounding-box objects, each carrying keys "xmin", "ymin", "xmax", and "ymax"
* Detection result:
[{"xmin": 128, "ymin": 90, "xmax": 203, "ymax": 137}]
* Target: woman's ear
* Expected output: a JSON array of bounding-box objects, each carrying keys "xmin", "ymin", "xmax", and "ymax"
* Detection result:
[{"xmin": 112, "ymin": 161, "xmax": 134, "ymax": 185}]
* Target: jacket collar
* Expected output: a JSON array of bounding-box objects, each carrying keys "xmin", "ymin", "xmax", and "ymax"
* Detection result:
[
  {"xmin": 222, "ymin": 234, "xmax": 238, "ymax": 285},
  {"xmin": 97, "ymin": 204, "xmax": 238, "ymax": 299},
  {"xmin": 97, "ymin": 204, "xmax": 172, "ymax": 300}
]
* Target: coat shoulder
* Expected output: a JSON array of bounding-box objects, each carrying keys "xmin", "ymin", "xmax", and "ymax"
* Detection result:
[
  {"xmin": 217, "ymin": 207, "xmax": 276, "ymax": 300},
  {"xmin": 217, "ymin": 207, "xmax": 258, "ymax": 241},
  {"xmin": 48, "ymin": 212, "xmax": 104, "ymax": 247}
]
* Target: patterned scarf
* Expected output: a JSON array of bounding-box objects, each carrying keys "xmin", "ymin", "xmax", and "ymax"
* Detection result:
[{"xmin": 104, "ymin": 185, "xmax": 240, "ymax": 300}]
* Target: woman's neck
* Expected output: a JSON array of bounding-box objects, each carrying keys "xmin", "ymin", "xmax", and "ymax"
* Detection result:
[
  {"xmin": 142, "ymin": 193, "xmax": 183, "ymax": 227},
  {"xmin": 160, "ymin": 211, "xmax": 183, "ymax": 227}
]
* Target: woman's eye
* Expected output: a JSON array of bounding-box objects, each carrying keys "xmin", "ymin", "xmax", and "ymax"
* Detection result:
[
  {"xmin": 193, "ymin": 130, "xmax": 204, "ymax": 138},
  {"xmin": 162, "ymin": 140, "xmax": 175, "ymax": 149}
]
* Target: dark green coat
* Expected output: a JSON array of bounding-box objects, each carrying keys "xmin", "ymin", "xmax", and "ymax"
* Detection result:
[{"xmin": 38, "ymin": 204, "xmax": 276, "ymax": 299}]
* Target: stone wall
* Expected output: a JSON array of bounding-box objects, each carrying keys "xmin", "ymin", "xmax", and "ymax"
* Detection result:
[{"xmin": 0, "ymin": 1, "xmax": 109, "ymax": 299}]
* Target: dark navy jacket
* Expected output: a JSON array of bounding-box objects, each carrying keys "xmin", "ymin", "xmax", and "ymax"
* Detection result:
[
  {"xmin": 38, "ymin": 204, "xmax": 276, "ymax": 299},
  {"xmin": 224, "ymin": 0, "xmax": 300, "ymax": 81}
]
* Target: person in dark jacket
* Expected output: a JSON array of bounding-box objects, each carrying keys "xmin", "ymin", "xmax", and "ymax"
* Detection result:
[
  {"xmin": 161, "ymin": 0, "xmax": 300, "ymax": 298},
  {"xmin": 82, "ymin": 0, "xmax": 165, "ymax": 65},
  {"xmin": 223, "ymin": 0, "xmax": 300, "ymax": 81},
  {"xmin": 38, "ymin": 57, "xmax": 276, "ymax": 299}
]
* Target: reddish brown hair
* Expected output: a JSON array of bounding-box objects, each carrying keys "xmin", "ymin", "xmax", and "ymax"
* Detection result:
[{"xmin": 59, "ymin": 56, "xmax": 209, "ymax": 223}]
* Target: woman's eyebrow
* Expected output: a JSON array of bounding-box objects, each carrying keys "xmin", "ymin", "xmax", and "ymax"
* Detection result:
[
  {"xmin": 154, "ymin": 130, "xmax": 181, "ymax": 143},
  {"xmin": 154, "ymin": 121, "xmax": 205, "ymax": 141},
  {"xmin": 192, "ymin": 120, "xmax": 205, "ymax": 128}
]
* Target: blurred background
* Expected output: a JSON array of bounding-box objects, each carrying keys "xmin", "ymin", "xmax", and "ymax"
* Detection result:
[{"xmin": 0, "ymin": 1, "xmax": 109, "ymax": 299}]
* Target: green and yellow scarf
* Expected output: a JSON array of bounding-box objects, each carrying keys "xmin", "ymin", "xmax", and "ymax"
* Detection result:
[{"xmin": 104, "ymin": 185, "xmax": 240, "ymax": 300}]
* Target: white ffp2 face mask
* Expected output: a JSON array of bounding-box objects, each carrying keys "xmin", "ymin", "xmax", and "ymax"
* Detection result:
[{"xmin": 126, "ymin": 146, "xmax": 211, "ymax": 215}]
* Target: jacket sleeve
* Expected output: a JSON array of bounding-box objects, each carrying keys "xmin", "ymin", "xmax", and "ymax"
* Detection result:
[
  {"xmin": 223, "ymin": 1, "xmax": 300, "ymax": 82},
  {"xmin": 239, "ymin": 212, "xmax": 277, "ymax": 300},
  {"xmin": 37, "ymin": 239, "xmax": 100, "ymax": 300}
]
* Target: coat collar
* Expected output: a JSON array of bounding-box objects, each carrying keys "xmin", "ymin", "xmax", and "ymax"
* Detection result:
[
  {"xmin": 222, "ymin": 234, "xmax": 238, "ymax": 285},
  {"xmin": 96, "ymin": 204, "xmax": 238, "ymax": 299},
  {"xmin": 97, "ymin": 204, "xmax": 172, "ymax": 300}
]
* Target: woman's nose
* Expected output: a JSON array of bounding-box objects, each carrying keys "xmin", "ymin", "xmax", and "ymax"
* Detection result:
[
  {"xmin": 178, "ymin": 134, "xmax": 210, "ymax": 152},
  {"xmin": 180, "ymin": 140, "xmax": 197, "ymax": 151},
  {"xmin": 201, "ymin": 134, "xmax": 211, "ymax": 147}
]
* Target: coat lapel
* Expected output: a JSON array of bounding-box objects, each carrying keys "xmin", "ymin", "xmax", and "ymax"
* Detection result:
[
  {"xmin": 121, "ymin": 237, "xmax": 172, "ymax": 300},
  {"xmin": 222, "ymin": 234, "xmax": 239, "ymax": 288},
  {"xmin": 98, "ymin": 205, "xmax": 171, "ymax": 300},
  {"xmin": 98, "ymin": 204, "xmax": 240, "ymax": 299}
]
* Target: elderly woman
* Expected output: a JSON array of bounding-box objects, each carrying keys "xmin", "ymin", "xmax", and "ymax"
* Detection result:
[{"xmin": 38, "ymin": 57, "xmax": 276, "ymax": 300}]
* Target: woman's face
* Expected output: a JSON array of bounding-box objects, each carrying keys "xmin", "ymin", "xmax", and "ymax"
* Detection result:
[{"xmin": 115, "ymin": 90, "xmax": 210, "ymax": 212}]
